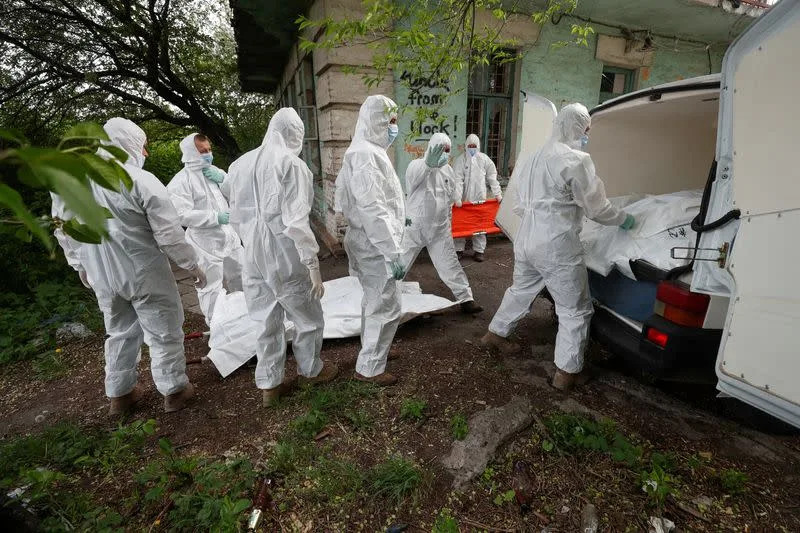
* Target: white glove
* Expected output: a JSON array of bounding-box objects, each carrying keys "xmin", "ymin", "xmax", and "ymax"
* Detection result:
[
  {"xmin": 455, "ymin": 200, "xmax": 463, "ymax": 208},
  {"xmin": 78, "ymin": 270, "xmax": 90, "ymax": 289},
  {"xmin": 190, "ymin": 266, "xmax": 207, "ymax": 289},
  {"xmin": 309, "ymin": 266, "xmax": 324, "ymax": 300},
  {"xmin": 497, "ymin": 194, "xmax": 503, "ymax": 203}
]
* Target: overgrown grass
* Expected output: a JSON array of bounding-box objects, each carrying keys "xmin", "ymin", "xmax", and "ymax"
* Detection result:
[
  {"xmin": 0, "ymin": 420, "xmax": 156, "ymax": 532},
  {"xmin": 0, "ymin": 281, "xmax": 101, "ymax": 365},
  {"xmin": 369, "ymin": 457, "xmax": 423, "ymax": 504},
  {"xmin": 135, "ymin": 439, "xmax": 257, "ymax": 531}
]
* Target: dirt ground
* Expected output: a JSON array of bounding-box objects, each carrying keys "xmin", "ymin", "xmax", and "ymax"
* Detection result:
[{"xmin": 2, "ymin": 237, "xmax": 799, "ymax": 531}]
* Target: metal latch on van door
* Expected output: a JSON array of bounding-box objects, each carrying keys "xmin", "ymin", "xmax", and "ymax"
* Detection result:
[{"xmin": 671, "ymin": 242, "xmax": 730, "ymax": 268}]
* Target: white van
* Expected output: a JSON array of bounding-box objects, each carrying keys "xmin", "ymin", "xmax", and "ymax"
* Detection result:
[{"xmin": 497, "ymin": 0, "xmax": 800, "ymax": 428}]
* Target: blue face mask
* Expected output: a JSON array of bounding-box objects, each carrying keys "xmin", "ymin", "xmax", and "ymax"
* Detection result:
[
  {"xmin": 200, "ymin": 152, "xmax": 213, "ymax": 166},
  {"xmin": 467, "ymin": 147, "xmax": 477, "ymax": 157},
  {"xmin": 387, "ymin": 124, "xmax": 399, "ymax": 145},
  {"xmin": 579, "ymin": 135, "xmax": 589, "ymax": 150}
]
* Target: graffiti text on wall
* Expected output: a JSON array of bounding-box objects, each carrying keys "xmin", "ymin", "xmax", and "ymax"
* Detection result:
[{"xmin": 400, "ymin": 70, "xmax": 461, "ymax": 140}]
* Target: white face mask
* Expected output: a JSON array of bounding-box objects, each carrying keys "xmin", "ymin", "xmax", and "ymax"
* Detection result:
[
  {"xmin": 387, "ymin": 124, "xmax": 399, "ymax": 145},
  {"xmin": 467, "ymin": 147, "xmax": 477, "ymax": 157}
]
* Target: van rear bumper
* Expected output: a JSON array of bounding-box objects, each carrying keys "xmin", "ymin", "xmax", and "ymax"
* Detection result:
[{"xmin": 591, "ymin": 306, "xmax": 722, "ymax": 375}]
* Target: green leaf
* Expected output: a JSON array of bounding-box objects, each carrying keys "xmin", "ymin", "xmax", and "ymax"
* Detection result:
[
  {"xmin": 47, "ymin": 168, "xmax": 108, "ymax": 233},
  {"xmin": 493, "ymin": 494, "xmax": 503, "ymax": 506},
  {"xmin": 542, "ymin": 440, "xmax": 554, "ymax": 452},
  {"xmin": 62, "ymin": 122, "xmax": 109, "ymax": 142},
  {"xmin": 0, "ymin": 128, "xmax": 28, "ymax": 145},
  {"xmin": 232, "ymin": 498, "xmax": 251, "ymax": 514},
  {"xmin": 61, "ymin": 218, "xmax": 103, "ymax": 244},
  {"xmin": 76, "ymin": 152, "xmax": 129, "ymax": 192},
  {"xmin": 102, "ymin": 145, "xmax": 130, "ymax": 164},
  {"xmin": 14, "ymin": 227, "xmax": 32, "ymax": 243},
  {"xmin": 0, "ymin": 183, "xmax": 52, "ymax": 249}
]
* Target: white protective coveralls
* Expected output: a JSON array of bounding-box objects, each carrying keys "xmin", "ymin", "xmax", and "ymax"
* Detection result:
[
  {"xmin": 335, "ymin": 95, "xmax": 405, "ymax": 378},
  {"xmin": 230, "ymin": 108, "xmax": 325, "ymax": 390},
  {"xmin": 488, "ymin": 104, "xmax": 627, "ymax": 374},
  {"xmin": 452, "ymin": 133, "xmax": 502, "ymax": 254},
  {"xmin": 51, "ymin": 118, "xmax": 200, "ymax": 398},
  {"xmin": 167, "ymin": 134, "xmax": 243, "ymax": 324},
  {"xmin": 400, "ymin": 133, "xmax": 473, "ymax": 303}
]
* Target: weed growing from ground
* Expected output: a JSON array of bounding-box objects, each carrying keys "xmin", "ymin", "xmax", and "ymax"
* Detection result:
[
  {"xmin": 432, "ymin": 508, "xmax": 459, "ymax": 532},
  {"xmin": 720, "ymin": 468, "xmax": 749, "ymax": 494},
  {"xmin": 450, "ymin": 413, "xmax": 468, "ymax": 440},
  {"xmin": 400, "ymin": 397, "xmax": 427, "ymax": 421},
  {"xmin": 135, "ymin": 438, "xmax": 256, "ymax": 531}
]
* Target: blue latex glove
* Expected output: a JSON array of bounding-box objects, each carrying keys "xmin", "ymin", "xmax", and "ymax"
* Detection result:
[
  {"xmin": 405, "ymin": 217, "xmax": 412, "ymax": 227},
  {"xmin": 389, "ymin": 260, "xmax": 406, "ymax": 280},
  {"xmin": 425, "ymin": 144, "xmax": 446, "ymax": 168},
  {"xmin": 203, "ymin": 167, "xmax": 225, "ymax": 184},
  {"xmin": 217, "ymin": 211, "xmax": 230, "ymax": 225},
  {"xmin": 620, "ymin": 213, "xmax": 635, "ymax": 230}
]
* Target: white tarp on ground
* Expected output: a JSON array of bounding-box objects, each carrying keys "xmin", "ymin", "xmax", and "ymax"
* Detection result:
[
  {"xmin": 206, "ymin": 276, "xmax": 456, "ymax": 377},
  {"xmin": 581, "ymin": 190, "xmax": 703, "ymax": 280}
]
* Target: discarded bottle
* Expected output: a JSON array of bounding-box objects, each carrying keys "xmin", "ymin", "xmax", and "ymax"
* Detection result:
[
  {"xmin": 512, "ymin": 460, "xmax": 535, "ymax": 513},
  {"xmin": 247, "ymin": 477, "xmax": 274, "ymax": 532}
]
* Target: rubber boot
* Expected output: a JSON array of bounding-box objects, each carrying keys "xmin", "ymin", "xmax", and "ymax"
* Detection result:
[{"xmin": 474, "ymin": 252, "xmax": 485, "ymax": 262}]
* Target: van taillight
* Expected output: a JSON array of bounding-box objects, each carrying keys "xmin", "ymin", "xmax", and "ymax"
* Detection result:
[
  {"xmin": 646, "ymin": 327, "xmax": 669, "ymax": 348},
  {"xmin": 655, "ymin": 281, "xmax": 709, "ymax": 328}
]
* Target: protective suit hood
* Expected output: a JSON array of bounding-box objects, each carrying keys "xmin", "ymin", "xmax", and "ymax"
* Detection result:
[
  {"xmin": 353, "ymin": 95, "xmax": 397, "ymax": 149},
  {"xmin": 104, "ymin": 117, "xmax": 147, "ymax": 167},
  {"xmin": 553, "ymin": 103, "xmax": 591, "ymax": 149},
  {"xmin": 179, "ymin": 133, "xmax": 207, "ymax": 168},
  {"xmin": 261, "ymin": 107, "xmax": 304, "ymax": 156},
  {"xmin": 465, "ymin": 133, "xmax": 481, "ymax": 152}
]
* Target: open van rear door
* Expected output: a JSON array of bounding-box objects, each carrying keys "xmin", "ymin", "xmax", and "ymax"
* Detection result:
[
  {"xmin": 495, "ymin": 91, "xmax": 556, "ymax": 241},
  {"xmin": 692, "ymin": 0, "xmax": 800, "ymax": 427}
]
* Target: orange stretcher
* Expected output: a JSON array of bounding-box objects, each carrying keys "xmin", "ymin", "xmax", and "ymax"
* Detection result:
[{"xmin": 451, "ymin": 198, "xmax": 502, "ymax": 239}]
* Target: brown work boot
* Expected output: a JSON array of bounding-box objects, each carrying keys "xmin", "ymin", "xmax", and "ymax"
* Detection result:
[
  {"xmin": 262, "ymin": 375, "xmax": 298, "ymax": 407},
  {"xmin": 460, "ymin": 300, "xmax": 484, "ymax": 314},
  {"xmin": 164, "ymin": 383, "xmax": 195, "ymax": 413},
  {"xmin": 551, "ymin": 369, "xmax": 579, "ymax": 391},
  {"xmin": 108, "ymin": 386, "xmax": 142, "ymax": 417},
  {"xmin": 474, "ymin": 252, "xmax": 485, "ymax": 262},
  {"xmin": 354, "ymin": 371, "xmax": 398, "ymax": 386},
  {"xmin": 480, "ymin": 331, "xmax": 521, "ymax": 355},
  {"xmin": 297, "ymin": 362, "xmax": 339, "ymax": 387}
]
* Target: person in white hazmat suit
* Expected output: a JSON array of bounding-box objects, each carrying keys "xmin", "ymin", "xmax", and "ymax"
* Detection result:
[
  {"xmin": 51, "ymin": 117, "xmax": 205, "ymax": 415},
  {"xmin": 335, "ymin": 95, "xmax": 406, "ymax": 386},
  {"xmin": 231, "ymin": 107, "xmax": 338, "ymax": 407},
  {"xmin": 167, "ymin": 133, "xmax": 243, "ymax": 324},
  {"xmin": 452, "ymin": 133, "xmax": 503, "ymax": 262},
  {"xmin": 480, "ymin": 103, "xmax": 635, "ymax": 391},
  {"xmin": 400, "ymin": 133, "xmax": 483, "ymax": 314}
]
